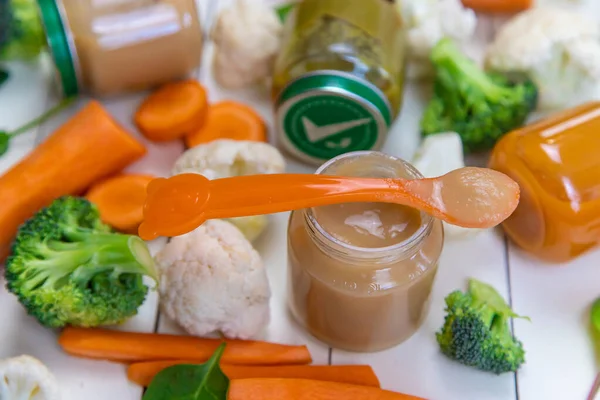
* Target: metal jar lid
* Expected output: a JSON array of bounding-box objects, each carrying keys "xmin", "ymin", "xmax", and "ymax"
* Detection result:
[
  {"xmin": 275, "ymin": 70, "xmax": 392, "ymax": 165},
  {"xmin": 36, "ymin": 0, "xmax": 80, "ymax": 97}
]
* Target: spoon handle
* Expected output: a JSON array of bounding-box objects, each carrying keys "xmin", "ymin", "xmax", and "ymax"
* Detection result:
[{"xmin": 203, "ymin": 174, "xmax": 412, "ymax": 219}]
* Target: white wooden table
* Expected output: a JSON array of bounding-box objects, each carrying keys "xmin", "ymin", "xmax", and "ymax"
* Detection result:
[{"xmin": 0, "ymin": 1, "xmax": 599, "ymax": 399}]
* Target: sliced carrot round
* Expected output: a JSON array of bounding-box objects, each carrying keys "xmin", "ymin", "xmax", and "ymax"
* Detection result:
[
  {"xmin": 135, "ymin": 80, "xmax": 208, "ymax": 142},
  {"xmin": 86, "ymin": 174, "xmax": 156, "ymax": 233},
  {"xmin": 185, "ymin": 100, "xmax": 267, "ymax": 148}
]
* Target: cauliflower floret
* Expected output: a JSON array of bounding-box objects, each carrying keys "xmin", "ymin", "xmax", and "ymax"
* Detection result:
[
  {"xmin": 211, "ymin": 0, "xmax": 283, "ymax": 89},
  {"xmin": 172, "ymin": 139, "xmax": 286, "ymax": 241},
  {"xmin": 412, "ymin": 133, "xmax": 483, "ymax": 240},
  {"xmin": 156, "ymin": 219, "xmax": 271, "ymax": 339},
  {"xmin": 485, "ymin": 7, "xmax": 600, "ymax": 110},
  {"xmin": 0, "ymin": 355, "xmax": 60, "ymax": 400},
  {"xmin": 399, "ymin": 0, "xmax": 477, "ymax": 79},
  {"xmin": 172, "ymin": 139, "xmax": 286, "ymax": 178}
]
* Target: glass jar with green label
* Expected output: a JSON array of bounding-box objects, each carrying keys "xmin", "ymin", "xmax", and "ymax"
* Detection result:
[{"xmin": 272, "ymin": 0, "xmax": 407, "ymax": 165}]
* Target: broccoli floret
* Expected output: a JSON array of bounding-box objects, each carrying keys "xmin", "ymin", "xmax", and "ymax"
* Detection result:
[
  {"xmin": 5, "ymin": 196, "xmax": 158, "ymax": 328},
  {"xmin": 0, "ymin": 0, "xmax": 46, "ymax": 60},
  {"xmin": 421, "ymin": 38, "xmax": 538, "ymax": 153},
  {"xmin": 436, "ymin": 278, "xmax": 528, "ymax": 374}
]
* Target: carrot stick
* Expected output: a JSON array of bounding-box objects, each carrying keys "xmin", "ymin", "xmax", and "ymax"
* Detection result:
[
  {"xmin": 185, "ymin": 100, "xmax": 267, "ymax": 148},
  {"xmin": 58, "ymin": 327, "xmax": 312, "ymax": 365},
  {"xmin": 128, "ymin": 362, "xmax": 380, "ymax": 388},
  {"xmin": 86, "ymin": 174, "xmax": 156, "ymax": 233},
  {"xmin": 0, "ymin": 101, "xmax": 146, "ymax": 261},
  {"xmin": 135, "ymin": 80, "xmax": 208, "ymax": 142},
  {"xmin": 461, "ymin": 0, "xmax": 532, "ymax": 13},
  {"xmin": 228, "ymin": 379, "xmax": 426, "ymax": 400}
]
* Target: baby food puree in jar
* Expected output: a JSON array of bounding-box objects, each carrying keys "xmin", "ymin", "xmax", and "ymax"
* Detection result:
[
  {"xmin": 287, "ymin": 151, "xmax": 444, "ymax": 352},
  {"xmin": 36, "ymin": 0, "xmax": 202, "ymax": 97},
  {"xmin": 490, "ymin": 102, "xmax": 600, "ymax": 262}
]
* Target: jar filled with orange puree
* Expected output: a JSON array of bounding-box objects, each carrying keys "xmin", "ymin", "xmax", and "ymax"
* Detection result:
[
  {"xmin": 287, "ymin": 151, "xmax": 443, "ymax": 352},
  {"xmin": 36, "ymin": 0, "xmax": 203, "ymax": 97},
  {"xmin": 490, "ymin": 102, "xmax": 600, "ymax": 263}
]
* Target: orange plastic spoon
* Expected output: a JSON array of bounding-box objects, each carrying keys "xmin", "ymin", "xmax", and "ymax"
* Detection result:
[{"xmin": 138, "ymin": 167, "xmax": 519, "ymax": 240}]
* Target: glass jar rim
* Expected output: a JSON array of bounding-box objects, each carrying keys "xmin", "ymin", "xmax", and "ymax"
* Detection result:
[{"xmin": 303, "ymin": 150, "xmax": 434, "ymax": 263}]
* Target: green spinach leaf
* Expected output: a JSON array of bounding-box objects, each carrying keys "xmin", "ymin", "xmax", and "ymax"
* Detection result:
[{"xmin": 143, "ymin": 343, "xmax": 229, "ymax": 400}]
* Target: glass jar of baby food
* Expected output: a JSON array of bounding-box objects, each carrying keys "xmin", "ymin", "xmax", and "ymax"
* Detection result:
[
  {"xmin": 36, "ymin": 0, "xmax": 203, "ymax": 97},
  {"xmin": 287, "ymin": 151, "xmax": 443, "ymax": 352},
  {"xmin": 272, "ymin": 0, "xmax": 407, "ymax": 166},
  {"xmin": 489, "ymin": 102, "xmax": 600, "ymax": 263}
]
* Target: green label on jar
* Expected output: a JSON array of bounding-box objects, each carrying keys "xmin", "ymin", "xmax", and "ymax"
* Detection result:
[{"xmin": 276, "ymin": 72, "xmax": 391, "ymax": 164}]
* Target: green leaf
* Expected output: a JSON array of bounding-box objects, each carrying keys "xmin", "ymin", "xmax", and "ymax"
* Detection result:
[{"xmin": 143, "ymin": 343, "xmax": 229, "ymax": 400}]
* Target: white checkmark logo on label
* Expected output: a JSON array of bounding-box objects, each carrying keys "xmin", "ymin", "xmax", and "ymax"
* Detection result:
[{"xmin": 301, "ymin": 116, "xmax": 372, "ymax": 143}]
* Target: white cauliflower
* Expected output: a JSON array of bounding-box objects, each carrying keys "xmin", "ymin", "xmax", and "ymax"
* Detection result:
[
  {"xmin": 172, "ymin": 139, "xmax": 286, "ymax": 242},
  {"xmin": 398, "ymin": 0, "xmax": 477, "ymax": 79},
  {"xmin": 412, "ymin": 133, "xmax": 483, "ymax": 240},
  {"xmin": 485, "ymin": 7, "xmax": 600, "ymax": 110},
  {"xmin": 0, "ymin": 355, "xmax": 60, "ymax": 400},
  {"xmin": 211, "ymin": 0, "xmax": 283, "ymax": 89},
  {"xmin": 156, "ymin": 219, "xmax": 271, "ymax": 339}
]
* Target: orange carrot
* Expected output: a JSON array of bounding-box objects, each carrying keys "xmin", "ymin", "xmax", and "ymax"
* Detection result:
[
  {"xmin": 135, "ymin": 80, "xmax": 208, "ymax": 142},
  {"xmin": 86, "ymin": 174, "xmax": 156, "ymax": 233},
  {"xmin": 128, "ymin": 362, "xmax": 380, "ymax": 388},
  {"xmin": 461, "ymin": 0, "xmax": 532, "ymax": 13},
  {"xmin": 0, "ymin": 101, "xmax": 146, "ymax": 261},
  {"xmin": 227, "ymin": 379, "xmax": 426, "ymax": 400},
  {"xmin": 58, "ymin": 327, "xmax": 312, "ymax": 365},
  {"xmin": 185, "ymin": 100, "xmax": 267, "ymax": 148}
]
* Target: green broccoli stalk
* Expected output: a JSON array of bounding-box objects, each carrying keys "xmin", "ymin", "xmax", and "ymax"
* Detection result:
[
  {"xmin": 5, "ymin": 196, "xmax": 158, "ymax": 328},
  {"xmin": 436, "ymin": 278, "xmax": 528, "ymax": 374},
  {"xmin": 421, "ymin": 38, "xmax": 538, "ymax": 153},
  {"xmin": 0, "ymin": 0, "xmax": 46, "ymax": 60}
]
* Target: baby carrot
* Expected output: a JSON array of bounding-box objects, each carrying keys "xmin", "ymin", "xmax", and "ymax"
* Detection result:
[
  {"xmin": 184, "ymin": 100, "xmax": 267, "ymax": 148},
  {"xmin": 135, "ymin": 80, "xmax": 208, "ymax": 142},
  {"xmin": 461, "ymin": 0, "xmax": 532, "ymax": 13},
  {"xmin": 128, "ymin": 363, "xmax": 380, "ymax": 388},
  {"xmin": 58, "ymin": 327, "xmax": 312, "ymax": 365},
  {"xmin": 227, "ymin": 378, "xmax": 426, "ymax": 400},
  {"xmin": 86, "ymin": 174, "xmax": 156, "ymax": 233}
]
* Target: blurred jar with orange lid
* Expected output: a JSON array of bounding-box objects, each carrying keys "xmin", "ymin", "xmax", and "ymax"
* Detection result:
[{"xmin": 489, "ymin": 102, "xmax": 600, "ymax": 263}]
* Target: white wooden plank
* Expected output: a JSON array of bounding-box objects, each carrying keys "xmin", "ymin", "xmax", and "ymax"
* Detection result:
[
  {"xmin": 508, "ymin": 244, "xmax": 600, "ymax": 400},
  {"xmin": 324, "ymin": 19, "xmax": 516, "ymax": 393}
]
